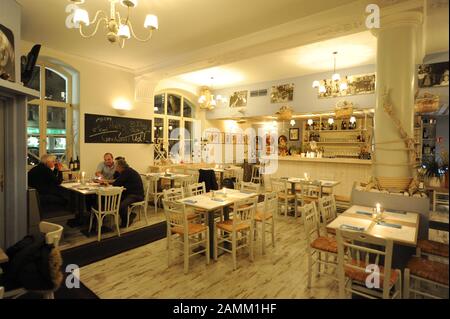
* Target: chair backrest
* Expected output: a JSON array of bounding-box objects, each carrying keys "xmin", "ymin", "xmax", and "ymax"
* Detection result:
[
  {"xmin": 260, "ymin": 192, "xmax": 278, "ymax": 217},
  {"xmin": 163, "ymin": 187, "xmax": 185, "ymax": 202},
  {"xmin": 95, "ymin": 187, "xmax": 123, "ymax": 215},
  {"xmin": 141, "ymin": 176, "xmax": 153, "ymax": 210},
  {"xmin": 39, "ymin": 221, "xmax": 64, "ymax": 247},
  {"xmin": 318, "ymin": 195, "xmax": 337, "ymax": 225},
  {"xmin": 299, "ymin": 180, "xmax": 322, "ymax": 198},
  {"xmin": 187, "ymin": 182, "xmax": 206, "ymax": 196},
  {"xmin": 234, "ymin": 168, "xmax": 244, "ymax": 189},
  {"xmin": 301, "ymin": 202, "xmax": 320, "ymax": 246},
  {"xmin": 144, "ymin": 174, "xmax": 161, "ymax": 195},
  {"xmin": 240, "ymin": 182, "xmax": 260, "ymax": 194},
  {"xmin": 271, "ymin": 177, "xmax": 289, "ymax": 195},
  {"xmin": 185, "ymin": 169, "xmax": 199, "ymax": 183},
  {"xmin": 336, "ymin": 229, "xmax": 394, "ymax": 299},
  {"xmin": 231, "ymin": 197, "xmax": 257, "ymax": 230},
  {"xmin": 162, "ymin": 199, "xmax": 188, "ymax": 237}
]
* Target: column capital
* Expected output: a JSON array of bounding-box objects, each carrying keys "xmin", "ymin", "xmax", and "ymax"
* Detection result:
[{"xmin": 371, "ymin": 11, "xmax": 423, "ymax": 37}]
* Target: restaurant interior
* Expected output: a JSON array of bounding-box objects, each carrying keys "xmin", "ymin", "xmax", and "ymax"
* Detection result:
[{"xmin": 0, "ymin": 0, "xmax": 449, "ymax": 301}]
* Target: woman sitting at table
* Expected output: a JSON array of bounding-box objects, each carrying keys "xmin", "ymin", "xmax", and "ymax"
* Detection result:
[{"xmin": 110, "ymin": 159, "xmax": 144, "ymax": 227}]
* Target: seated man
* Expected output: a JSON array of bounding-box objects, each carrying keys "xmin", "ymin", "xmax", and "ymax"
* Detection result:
[
  {"xmin": 95, "ymin": 153, "xmax": 116, "ymax": 181},
  {"xmin": 28, "ymin": 154, "xmax": 67, "ymax": 210},
  {"xmin": 111, "ymin": 159, "xmax": 144, "ymax": 227}
]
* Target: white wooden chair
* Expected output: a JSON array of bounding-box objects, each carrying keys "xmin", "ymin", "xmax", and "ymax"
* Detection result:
[
  {"xmin": 233, "ymin": 167, "xmax": 244, "ymax": 189},
  {"xmin": 404, "ymin": 256, "xmax": 449, "ymax": 299},
  {"xmin": 214, "ymin": 197, "xmax": 257, "ymax": 270},
  {"xmin": 163, "ymin": 187, "xmax": 185, "ymax": 202},
  {"xmin": 301, "ymin": 202, "xmax": 338, "ymax": 288},
  {"xmin": 162, "ymin": 199, "xmax": 210, "ymax": 274},
  {"xmin": 250, "ymin": 165, "xmax": 262, "ymax": 184},
  {"xmin": 126, "ymin": 177, "xmax": 151, "ymax": 228},
  {"xmin": 271, "ymin": 177, "xmax": 296, "ymax": 217},
  {"xmin": 254, "ymin": 192, "xmax": 277, "ymax": 254},
  {"xmin": 146, "ymin": 174, "xmax": 164, "ymax": 214},
  {"xmin": 240, "ymin": 182, "xmax": 261, "ymax": 194},
  {"xmin": 318, "ymin": 195, "xmax": 337, "ymax": 235},
  {"xmin": 336, "ymin": 228, "xmax": 402, "ymax": 299},
  {"xmin": 186, "ymin": 182, "xmax": 206, "ymax": 197},
  {"xmin": 88, "ymin": 187, "xmax": 123, "ymax": 241},
  {"xmin": 2, "ymin": 221, "xmax": 64, "ymax": 299}
]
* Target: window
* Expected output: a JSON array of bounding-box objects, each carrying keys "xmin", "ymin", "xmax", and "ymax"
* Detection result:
[
  {"xmin": 153, "ymin": 93, "xmax": 197, "ymax": 163},
  {"xmin": 26, "ymin": 63, "xmax": 73, "ymax": 166}
]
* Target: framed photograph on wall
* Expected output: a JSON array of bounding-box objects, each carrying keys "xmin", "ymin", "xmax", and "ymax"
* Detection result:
[
  {"xmin": 0, "ymin": 24, "xmax": 15, "ymax": 82},
  {"xmin": 229, "ymin": 90, "xmax": 248, "ymax": 107},
  {"xmin": 418, "ymin": 61, "xmax": 449, "ymax": 87},
  {"xmin": 271, "ymin": 83, "xmax": 294, "ymax": 103},
  {"xmin": 289, "ymin": 128, "xmax": 299, "ymax": 141}
]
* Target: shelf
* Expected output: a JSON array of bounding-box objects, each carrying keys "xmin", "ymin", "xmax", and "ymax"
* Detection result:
[
  {"xmin": 306, "ymin": 141, "xmax": 366, "ymax": 144},
  {"xmin": 306, "ymin": 129, "xmax": 366, "ymax": 133}
]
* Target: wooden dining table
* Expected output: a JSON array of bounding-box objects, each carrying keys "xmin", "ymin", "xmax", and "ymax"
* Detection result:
[
  {"xmin": 327, "ymin": 205, "xmax": 420, "ymax": 247},
  {"xmin": 285, "ymin": 177, "xmax": 341, "ymax": 195},
  {"xmin": 144, "ymin": 172, "xmax": 191, "ymax": 188},
  {"xmin": 178, "ymin": 188, "xmax": 258, "ymax": 257}
]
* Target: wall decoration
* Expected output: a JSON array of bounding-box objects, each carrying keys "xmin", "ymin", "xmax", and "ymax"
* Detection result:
[
  {"xmin": 318, "ymin": 73, "xmax": 375, "ymax": 98},
  {"xmin": 278, "ymin": 135, "xmax": 289, "ymax": 156},
  {"xmin": 289, "ymin": 128, "xmax": 299, "ymax": 141},
  {"xmin": 0, "ymin": 24, "xmax": 15, "ymax": 81},
  {"xmin": 229, "ymin": 90, "xmax": 248, "ymax": 107},
  {"xmin": 271, "ymin": 83, "xmax": 294, "ymax": 103},
  {"xmin": 418, "ymin": 61, "xmax": 449, "ymax": 88}
]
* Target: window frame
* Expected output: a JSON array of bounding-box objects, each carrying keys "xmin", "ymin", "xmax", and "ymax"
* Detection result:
[{"xmin": 27, "ymin": 62, "xmax": 73, "ymax": 165}]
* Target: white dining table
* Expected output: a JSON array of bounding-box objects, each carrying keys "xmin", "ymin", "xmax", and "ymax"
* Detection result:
[
  {"xmin": 285, "ymin": 177, "xmax": 340, "ymax": 194},
  {"xmin": 327, "ymin": 205, "xmax": 420, "ymax": 247},
  {"xmin": 144, "ymin": 172, "xmax": 191, "ymax": 188},
  {"xmin": 178, "ymin": 188, "xmax": 258, "ymax": 257}
]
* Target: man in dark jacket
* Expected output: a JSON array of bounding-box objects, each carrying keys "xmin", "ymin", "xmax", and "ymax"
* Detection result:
[
  {"xmin": 28, "ymin": 154, "xmax": 67, "ymax": 210},
  {"xmin": 111, "ymin": 159, "xmax": 144, "ymax": 227}
]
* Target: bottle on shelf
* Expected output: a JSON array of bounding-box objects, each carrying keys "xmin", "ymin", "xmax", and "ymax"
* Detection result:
[{"xmin": 74, "ymin": 156, "xmax": 80, "ymax": 171}]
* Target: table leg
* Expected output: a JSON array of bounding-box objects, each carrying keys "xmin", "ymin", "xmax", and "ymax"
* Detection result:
[{"xmin": 208, "ymin": 210, "xmax": 215, "ymax": 258}]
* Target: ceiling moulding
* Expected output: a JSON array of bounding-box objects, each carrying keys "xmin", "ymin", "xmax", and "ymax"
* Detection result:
[{"xmin": 135, "ymin": 0, "xmax": 426, "ymax": 80}]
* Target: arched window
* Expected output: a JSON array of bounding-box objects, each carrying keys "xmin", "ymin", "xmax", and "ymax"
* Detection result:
[
  {"xmin": 153, "ymin": 92, "xmax": 196, "ymax": 162},
  {"xmin": 26, "ymin": 62, "xmax": 75, "ymax": 166}
]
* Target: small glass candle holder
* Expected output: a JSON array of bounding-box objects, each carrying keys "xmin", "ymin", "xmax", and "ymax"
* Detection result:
[{"xmin": 81, "ymin": 171, "xmax": 86, "ymax": 185}]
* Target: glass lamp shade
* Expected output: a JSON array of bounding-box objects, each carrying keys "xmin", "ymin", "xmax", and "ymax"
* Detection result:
[
  {"xmin": 319, "ymin": 85, "xmax": 326, "ymax": 93},
  {"xmin": 332, "ymin": 73, "xmax": 341, "ymax": 82},
  {"xmin": 121, "ymin": 0, "xmax": 138, "ymax": 8},
  {"xmin": 312, "ymin": 80, "xmax": 320, "ymax": 88},
  {"xmin": 349, "ymin": 116, "xmax": 356, "ymax": 124},
  {"xmin": 290, "ymin": 119, "xmax": 296, "ymax": 126},
  {"xmin": 210, "ymin": 98, "xmax": 217, "ymax": 107},
  {"xmin": 73, "ymin": 9, "xmax": 90, "ymax": 26},
  {"xmin": 144, "ymin": 14, "xmax": 159, "ymax": 30},
  {"xmin": 328, "ymin": 118, "xmax": 334, "ymax": 125},
  {"xmin": 307, "ymin": 119, "xmax": 313, "ymax": 126},
  {"xmin": 118, "ymin": 24, "xmax": 131, "ymax": 39},
  {"xmin": 339, "ymin": 81, "xmax": 348, "ymax": 91}
]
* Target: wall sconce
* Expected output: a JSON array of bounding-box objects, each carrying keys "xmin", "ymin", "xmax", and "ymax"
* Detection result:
[
  {"xmin": 112, "ymin": 98, "xmax": 132, "ymax": 115},
  {"xmin": 290, "ymin": 119, "xmax": 296, "ymax": 126},
  {"xmin": 328, "ymin": 118, "xmax": 334, "ymax": 125}
]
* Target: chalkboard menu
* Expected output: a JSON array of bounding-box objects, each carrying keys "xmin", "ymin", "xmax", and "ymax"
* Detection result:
[{"xmin": 84, "ymin": 113, "xmax": 152, "ymax": 144}]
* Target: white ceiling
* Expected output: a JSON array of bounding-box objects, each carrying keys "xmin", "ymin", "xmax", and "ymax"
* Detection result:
[
  {"xmin": 17, "ymin": 0, "xmax": 449, "ymax": 89},
  {"xmin": 173, "ymin": 31, "xmax": 377, "ymax": 89},
  {"xmin": 17, "ymin": 0, "xmax": 357, "ymax": 71}
]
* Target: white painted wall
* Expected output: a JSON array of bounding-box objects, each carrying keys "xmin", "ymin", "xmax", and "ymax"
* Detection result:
[{"xmin": 21, "ymin": 40, "xmax": 154, "ymax": 175}]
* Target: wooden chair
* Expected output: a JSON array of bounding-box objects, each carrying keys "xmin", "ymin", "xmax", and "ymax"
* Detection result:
[
  {"xmin": 146, "ymin": 174, "xmax": 164, "ymax": 214},
  {"xmin": 88, "ymin": 187, "xmax": 123, "ymax": 241},
  {"xmin": 250, "ymin": 165, "xmax": 262, "ymax": 184},
  {"xmin": 163, "ymin": 187, "xmax": 185, "ymax": 202},
  {"xmin": 404, "ymin": 256, "xmax": 449, "ymax": 299},
  {"xmin": 240, "ymin": 182, "xmax": 261, "ymax": 194},
  {"xmin": 336, "ymin": 229, "xmax": 402, "ymax": 299},
  {"xmin": 271, "ymin": 177, "xmax": 296, "ymax": 217},
  {"xmin": 416, "ymin": 239, "xmax": 449, "ymax": 262},
  {"xmin": 162, "ymin": 199, "xmax": 209, "ymax": 274},
  {"xmin": 233, "ymin": 167, "xmax": 244, "ymax": 190},
  {"xmin": 318, "ymin": 195, "xmax": 337, "ymax": 235},
  {"xmin": 301, "ymin": 202, "xmax": 338, "ymax": 288},
  {"xmin": 186, "ymin": 182, "xmax": 206, "ymax": 197},
  {"xmin": 126, "ymin": 176, "xmax": 151, "ymax": 228},
  {"xmin": 214, "ymin": 197, "xmax": 257, "ymax": 270},
  {"xmin": 254, "ymin": 192, "xmax": 277, "ymax": 254}
]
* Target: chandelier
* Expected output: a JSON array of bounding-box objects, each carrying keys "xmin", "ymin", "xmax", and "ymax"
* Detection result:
[
  {"xmin": 71, "ymin": 0, "xmax": 159, "ymax": 48},
  {"xmin": 312, "ymin": 52, "xmax": 348, "ymax": 95},
  {"xmin": 197, "ymin": 77, "xmax": 227, "ymax": 110}
]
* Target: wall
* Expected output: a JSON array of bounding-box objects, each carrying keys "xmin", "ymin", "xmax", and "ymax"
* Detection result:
[
  {"xmin": 436, "ymin": 115, "xmax": 449, "ymax": 161},
  {"xmin": 206, "ymin": 64, "xmax": 376, "ymax": 120},
  {"xmin": 21, "ymin": 40, "xmax": 153, "ymax": 175}
]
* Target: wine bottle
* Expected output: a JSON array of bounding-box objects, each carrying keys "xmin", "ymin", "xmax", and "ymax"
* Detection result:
[
  {"xmin": 341, "ymin": 120, "xmax": 345, "ymax": 130},
  {"xmin": 69, "ymin": 157, "xmax": 74, "ymax": 171},
  {"xmin": 75, "ymin": 156, "xmax": 80, "ymax": 171}
]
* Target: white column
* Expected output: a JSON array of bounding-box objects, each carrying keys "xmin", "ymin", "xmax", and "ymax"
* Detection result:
[{"xmin": 372, "ymin": 11, "xmax": 424, "ymax": 184}]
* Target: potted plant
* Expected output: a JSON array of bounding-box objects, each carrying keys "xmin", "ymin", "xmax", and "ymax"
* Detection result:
[{"xmin": 424, "ymin": 158, "xmax": 442, "ymax": 187}]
